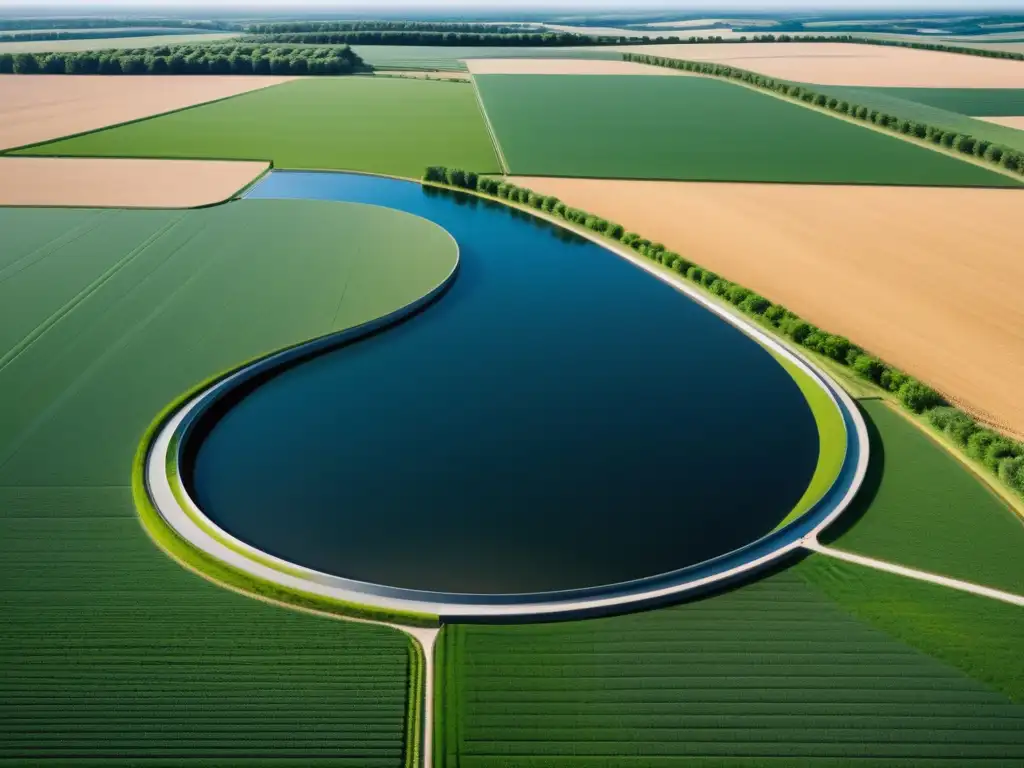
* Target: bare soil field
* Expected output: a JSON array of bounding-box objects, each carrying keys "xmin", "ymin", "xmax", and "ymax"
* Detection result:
[
  {"xmin": 613, "ymin": 42, "xmax": 1024, "ymax": 87},
  {"xmin": 0, "ymin": 75, "xmax": 296, "ymax": 151},
  {"xmin": 980, "ymin": 116, "xmax": 1024, "ymax": 129},
  {"xmin": 0, "ymin": 157, "xmax": 268, "ymax": 207},
  {"xmin": 465, "ymin": 58, "xmax": 693, "ymax": 76},
  {"xmin": 511, "ymin": 176, "xmax": 1024, "ymax": 436}
]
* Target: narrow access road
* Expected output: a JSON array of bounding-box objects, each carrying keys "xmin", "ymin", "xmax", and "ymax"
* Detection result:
[{"xmin": 803, "ymin": 539, "xmax": 1024, "ymax": 608}]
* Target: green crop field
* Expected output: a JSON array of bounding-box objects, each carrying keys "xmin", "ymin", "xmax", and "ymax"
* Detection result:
[
  {"xmin": 437, "ymin": 569, "xmax": 1024, "ymax": 767},
  {"xmin": 351, "ymin": 44, "xmax": 621, "ymax": 71},
  {"xmin": 852, "ymin": 88, "xmax": 1024, "ymax": 116},
  {"xmin": 820, "ymin": 400, "xmax": 1024, "ymax": 594},
  {"xmin": 804, "ymin": 84, "xmax": 1024, "ymax": 152},
  {"xmin": 472, "ymin": 74, "xmax": 1022, "ymax": 185},
  {"xmin": 796, "ymin": 556, "xmax": 1024, "ymax": 703},
  {"xmin": 15, "ymin": 78, "xmax": 500, "ymax": 178},
  {"xmin": 0, "ymin": 199, "xmax": 458, "ymax": 764}
]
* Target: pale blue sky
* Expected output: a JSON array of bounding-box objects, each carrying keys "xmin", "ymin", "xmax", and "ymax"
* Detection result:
[{"xmin": 2, "ymin": 1, "xmax": 1021, "ymax": 9}]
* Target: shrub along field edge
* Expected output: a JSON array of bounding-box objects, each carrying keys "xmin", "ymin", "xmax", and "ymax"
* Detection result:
[
  {"xmin": 622, "ymin": 52, "xmax": 1024, "ymax": 182},
  {"xmin": 132, "ymin": 358, "xmax": 441, "ymax": 628},
  {"xmin": 0, "ymin": 41, "xmax": 365, "ymax": 75},
  {"xmin": 424, "ymin": 165, "xmax": 1024, "ymax": 506}
]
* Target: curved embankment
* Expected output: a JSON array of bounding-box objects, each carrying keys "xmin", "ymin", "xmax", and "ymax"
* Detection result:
[{"xmin": 137, "ymin": 170, "xmax": 868, "ymax": 625}]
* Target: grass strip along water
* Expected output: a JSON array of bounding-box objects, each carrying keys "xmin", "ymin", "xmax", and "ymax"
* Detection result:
[
  {"xmin": 622, "ymin": 52, "xmax": 1024, "ymax": 183},
  {"xmin": 0, "ymin": 199, "xmax": 458, "ymax": 765},
  {"xmin": 426, "ymin": 166, "xmax": 1024, "ymax": 508}
]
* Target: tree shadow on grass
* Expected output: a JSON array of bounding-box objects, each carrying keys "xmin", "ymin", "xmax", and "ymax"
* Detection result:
[{"xmin": 818, "ymin": 399, "xmax": 886, "ymax": 546}]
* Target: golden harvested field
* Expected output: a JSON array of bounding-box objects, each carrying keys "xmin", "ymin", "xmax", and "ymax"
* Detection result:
[
  {"xmin": 980, "ymin": 116, "xmax": 1024, "ymax": 129},
  {"xmin": 465, "ymin": 58, "xmax": 693, "ymax": 76},
  {"xmin": 0, "ymin": 75, "xmax": 296, "ymax": 151},
  {"xmin": 511, "ymin": 176, "xmax": 1024, "ymax": 436},
  {"xmin": 0, "ymin": 157, "xmax": 268, "ymax": 207},
  {"xmin": 613, "ymin": 42, "xmax": 1024, "ymax": 87}
]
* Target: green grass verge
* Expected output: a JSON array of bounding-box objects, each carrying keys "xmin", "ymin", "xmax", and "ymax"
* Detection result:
[
  {"xmin": 404, "ymin": 637, "xmax": 425, "ymax": 768},
  {"xmin": 820, "ymin": 400, "xmax": 1024, "ymax": 594},
  {"xmin": 472, "ymin": 74, "xmax": 1021, "ymax": 185},
  {"xmin": 796, "ymin": 555, "xmax": 1024, "ymax": 703},
  {"xmin": 14, "ymin": 78, "xmax": 500, "ymax": 178},
  {"xmin": 436, "ymin": 570, "xmax": 1024, "ymax": 766},
  {"xmin": 769, "ymin": 350, "xmax": 848, "ymax": 530},
  {"xmin": 0, "ymin": 199, "xmax": 456, "ymax": 762}
]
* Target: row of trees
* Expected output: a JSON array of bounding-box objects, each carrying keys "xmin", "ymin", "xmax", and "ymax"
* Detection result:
[
  {"xmin": 244, "ymin": 20, "xmax": 541, "ymax": 35},
  {"xmin": 624, "ymin": 53, "xmax": 1024, "ymax": 177},
  {"xmin": 853, "ymin": 36, "xmax": 1024, "ymax": 63},
  {"xmin": 0, "ymin": 29, "xmax": 202, "ymax": 43},
  {"xmin": 0, "ymin": 43, "xmax": 365, "ymax": 76},
  {"xmin": 240, "ymin": 30, "xmax": 641, "ymax": 47},
  {"xmin": 0, "ymin": 17, "xmax": 234, "ymax": 31},
  {"xmin": 424, "ymin": 165, "xmax": 1024, "ymax": 499}
]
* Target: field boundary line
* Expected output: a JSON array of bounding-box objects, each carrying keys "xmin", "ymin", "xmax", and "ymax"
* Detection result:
[
  {"xmin": 468, "ymin": 73, "xmax": 510, "ymax": 175},
  {"xmin": 0, "ymin": 77, "xmax": 301, "ymax": 155},
  {"xmin": 623, "ymin": 57, "xmax": 1024, "ymax": 185},
  {"xmin": 804, "ymin": 539, "xmax": 1024, "ymax": 607}
]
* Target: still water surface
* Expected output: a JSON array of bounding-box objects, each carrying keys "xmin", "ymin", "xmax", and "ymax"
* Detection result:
[{"xmin": 187, "ymin": 172, "xmax": 818, "ymax": 595}]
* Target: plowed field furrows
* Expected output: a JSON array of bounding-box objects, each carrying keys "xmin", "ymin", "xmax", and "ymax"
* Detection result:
[
  {"xmin": 795, "ymin": 556, "xmax": 1024, "ymax": 703},
  {"xmin": 438, "ymin": 571, "xmax": 1024, "ymax": 767},
  {"xmin": 473, "ymin": 75, "xmax": 1019, "ymax": 186},
  {"xmin": 0, "ymin": 200, "xmax": 459, "ymax": 765}
]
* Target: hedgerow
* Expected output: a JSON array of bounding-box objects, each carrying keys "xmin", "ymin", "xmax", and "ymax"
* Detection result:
[
  {"xmin": 0, "ymin": 42, "xmax": 364, "ymax": 76},
  {"xmin": 621, "ymin": 52, "xmax": 1024, "ymax": 181},
  {"xmin": 424, "ymin": 165, "xmax": 1024, "ymax": 500}
]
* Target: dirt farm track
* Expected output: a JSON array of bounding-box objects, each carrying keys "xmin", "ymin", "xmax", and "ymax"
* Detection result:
[{"xmin": 512, "ymin": 177, "xmax": 1024, "ymax": 437}]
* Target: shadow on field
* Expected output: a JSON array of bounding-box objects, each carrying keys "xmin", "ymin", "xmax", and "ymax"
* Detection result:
[{"xmin": 819, "ymin": 399, "xmax": 885, "ymax": 545}]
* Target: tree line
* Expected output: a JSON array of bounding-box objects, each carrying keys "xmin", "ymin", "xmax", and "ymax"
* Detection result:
[
  {"xmin": 0, "ymin": 43, "xmax": 364, "ymax": 76},
  {"xmin": 244, "ymin": 20, "xmax": 542, "ymax": 35},
  {"xmin": 623, "ymin": 53, "xmax": 1024, "ymax": 178},
  {"xmin": 240, "ymin": 30, "xmax": 651, "ymax": 47},
  {"xmin": 0, "ymin": 17, "xmax": 235, "ymax": 31},
  {"xmin": 851, "ymin": 36, "xmax": 1024, "ymax": 63},
  {"xmin": 423, "ymin": 165, "xmax": 1024, "ymax": 500},
  {"xmin": 0, "ymin": 29, "xmax": 204, "ymax": 43}
]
